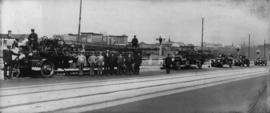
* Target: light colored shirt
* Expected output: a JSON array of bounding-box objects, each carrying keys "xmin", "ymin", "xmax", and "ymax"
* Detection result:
[
  {"xmin": 88, "ymin": 55, "xmax": 97, "ymax": 63},
  {"xmin": 11, "ymin": 47, "xmax": 19, "ymax": 60},
  {"xmin": 96, "ymin": 55, "xmax": 104, "ymax": 65},
  {"xmin": 77, "ymin": 54, "xmax": 86, "ymax": 64}
]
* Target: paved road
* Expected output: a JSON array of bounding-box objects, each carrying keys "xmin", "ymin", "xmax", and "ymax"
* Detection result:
[
  {"xmin": 0, "ymin": 66, "xmax": 269, "ymax": 113},
  {"xmin": 91, "ymin": 72, "xmax": 269, "ymax": 113}
]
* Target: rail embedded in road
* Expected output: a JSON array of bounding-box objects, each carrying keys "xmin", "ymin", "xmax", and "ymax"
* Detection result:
[{"xmin": 0, "ymin": 67, "xmax": 269, "ymax": 113}]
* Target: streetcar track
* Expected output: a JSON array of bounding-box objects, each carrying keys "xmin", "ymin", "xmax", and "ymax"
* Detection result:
[
  {"xmin": 0, "ymin": 67, "xmax": 260, "ymax": 97},
  {"xmin": 0, "ymin": 67, "xmax": 255, "ymax": 90},
  {"xmin": 0, "ymin": 69, "xmax": 261, "ymax": 98},
  {"xmin": 54, "ymin": 72, "xmax": 266, "ymax": 113},
  {"xmin": 0, "ymin": 71, "xmax": 266, "ymax": 110}
]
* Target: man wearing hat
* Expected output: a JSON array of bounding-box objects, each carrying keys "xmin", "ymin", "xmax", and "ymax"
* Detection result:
[{"xmin": 28, "ymin": 29, "xmax": 38, "ymax": 51}]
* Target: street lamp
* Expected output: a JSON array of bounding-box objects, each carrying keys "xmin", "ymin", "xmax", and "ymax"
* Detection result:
[
  {"xmin": 156, "ymin": 36, "xmax": 165, "ymax": 45},
  {"xmin": 235, "ymin": 45, "xmax": 240, "ymax": 58},
  {"xmin": 156, "ymin": 35, "xmax": 165, "ymax": 57}
]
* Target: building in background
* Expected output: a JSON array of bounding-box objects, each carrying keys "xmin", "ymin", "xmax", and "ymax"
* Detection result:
[
  {"xmin": 107, "ymin": 35, "xmax": 128, "ymax": 45},
  {"xmin": 55, "ymin": 32, "xmax": 128, "ymax": 46}
]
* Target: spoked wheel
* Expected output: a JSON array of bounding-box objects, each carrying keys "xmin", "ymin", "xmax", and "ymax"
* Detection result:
[
  {"xmin": 229, "ymin": 63, "xmax": 232, "ymax": 68},
  {"xmin": 11, "ymin": 67, "xmax": 20, "ymax": 79},
  {"xmin": 41, "ymin": 61, "xmax": 55, "ymax": 78},
  {"xmin": 197, "ymin": 61, "xmax": 202, "ymax": 69}
]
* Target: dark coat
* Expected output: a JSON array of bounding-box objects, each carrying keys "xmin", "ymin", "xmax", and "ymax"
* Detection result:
[
  {"xmin": 132, "ymin": 38, "xmax": 138, "ymax": 47},
  {"xmin": 125, "ymin": 56, "xmax": 134, "ymax": 66},
  {"xmin": 165, "ymin": 57, "xmax": 172, "ymax": 67},
  {"xmin": 3, "ymin": 49, "xmax": 12, "ymax": 64},
  {"xmin": 109, "ymin": 54, "xmax": 117, "ymax": 67},
  {"xmin": 117, "ymin": 55, "xmax": 124, "ymax": 65},
  {"xmin": 104, "ymin": 53, "xmax": 110, "ymax": 66},
  {"xmin": 28, "ymin": 33, "xmax": 38, "ymax": 43},
  {"xmin": 134, "ymin": 54, "xmax": 142, "ymax": 65}
]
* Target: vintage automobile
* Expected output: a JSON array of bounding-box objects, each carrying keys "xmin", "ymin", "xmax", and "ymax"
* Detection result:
[
  {"xmin": 211, "ymin": 54, "xmax": 233, "ymax": 68},
  {"xmin": 8, "ymin": 37, "xmax": 148, "ymax": 78},
  {"xmin": 254, "ymin": 58, "xmax": 267, "ymax": 66},
  {"xmin": 161, "ymin": 46, "xmax": 213, "ymax": 70},
  {"xmin": 233, "ymin": 55, "xmax": 250, "ymax": 67}
]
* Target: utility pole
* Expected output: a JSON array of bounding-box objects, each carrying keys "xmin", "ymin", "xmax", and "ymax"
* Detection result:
[
  {"xmin": 77, "ymin": 0, "xmax": 82, "ymax": 44},
  {"xmin": 201, "ymin": 17, "xmax": 204, "ymax": 52},
  {"xmin": 264, "ymin": 39, "xmax": 266, "ymax": 59},
  {"xmin": 248, "ymin": 34, "xmax": 250, "ymax": 58}
]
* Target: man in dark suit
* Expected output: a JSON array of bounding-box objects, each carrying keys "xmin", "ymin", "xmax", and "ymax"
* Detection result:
[
  {"xmin": 125, "ymin": 53, "xmax": 134, "ymax": 75},
  {"xmin": 109, "ymin": 52, "xmax": 116, "ymax": 75},
  {"xmin": 131, "ymin": 35, "xmax": 138, "ymax": 48},
  {"xmin": 104, "ymin": 50, "xmax": 110, "ymax": 75},
  {"xmin": 28, "ymin": 29, "xmax": 38, "ymax": 51},
  {"xmin": 134, "ymin": 52, "xmax": 142, "ymax": 75},
  {"xmin": 165, "ymin": 54, "xmax": 172, "ymax": 74}
]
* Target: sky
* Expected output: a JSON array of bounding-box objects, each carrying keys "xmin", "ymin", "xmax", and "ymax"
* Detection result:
[{"xmin": 0, "ymin": 0, "xmax": 269, "ymax": 46}]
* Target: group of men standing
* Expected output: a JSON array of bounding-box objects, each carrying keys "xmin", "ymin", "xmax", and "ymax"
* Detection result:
[{"xmin": 77, "ymin": 50, "xmax": 142, "ymax": 76}]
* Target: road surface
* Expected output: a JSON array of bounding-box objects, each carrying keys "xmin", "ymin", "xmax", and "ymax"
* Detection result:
[{"xmin": 0, "ymin": 66, "xmax": 269, "ymax": 113}]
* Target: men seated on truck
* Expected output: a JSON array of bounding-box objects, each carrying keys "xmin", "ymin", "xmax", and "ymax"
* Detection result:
[{"xmin": 10, "ymin": 42, "xmax": 20, "ymax": 78}]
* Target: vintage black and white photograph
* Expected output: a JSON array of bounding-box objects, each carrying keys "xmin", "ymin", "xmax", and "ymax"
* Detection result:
[{"xmin": 0, "ymin": 0, "xmax": 269, "ymax": 113}]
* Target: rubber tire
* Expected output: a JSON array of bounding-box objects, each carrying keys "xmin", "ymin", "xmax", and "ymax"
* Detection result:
[
  {"xmin": 41, "ymin": 61, "xmax": 55, "ymax": 78},
  {"xmin": 11, "ymin": 68, "xmax": 20, "ymax": 78}
]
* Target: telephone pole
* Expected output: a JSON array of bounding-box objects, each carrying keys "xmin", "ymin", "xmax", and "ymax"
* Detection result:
[
  {"xmin": 264, "ymin": 39, "xmax": 266, "ymax": 59},
  {"xmin": 201, "ymin": 17, "xmax": 204, "ymax": 52},
  {"xmin": 77, "ymin": 0, "xmax": 82, "ymax": 44},
  {"xmin": 248, "ymin": 34, "xmax": 250, "ymax": 58}
]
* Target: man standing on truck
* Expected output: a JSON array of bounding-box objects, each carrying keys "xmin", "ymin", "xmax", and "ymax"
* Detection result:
[
  {"xmin": 28, "ymin": 29, "xmax": 38, "ymax": 51},
  {"xmin": 165, "ymin": 53, "xmax": 172, "ymax": 74},
  {"xmin": 131, "ymin": 35, "xmax": 138, "ymax": 48}
]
